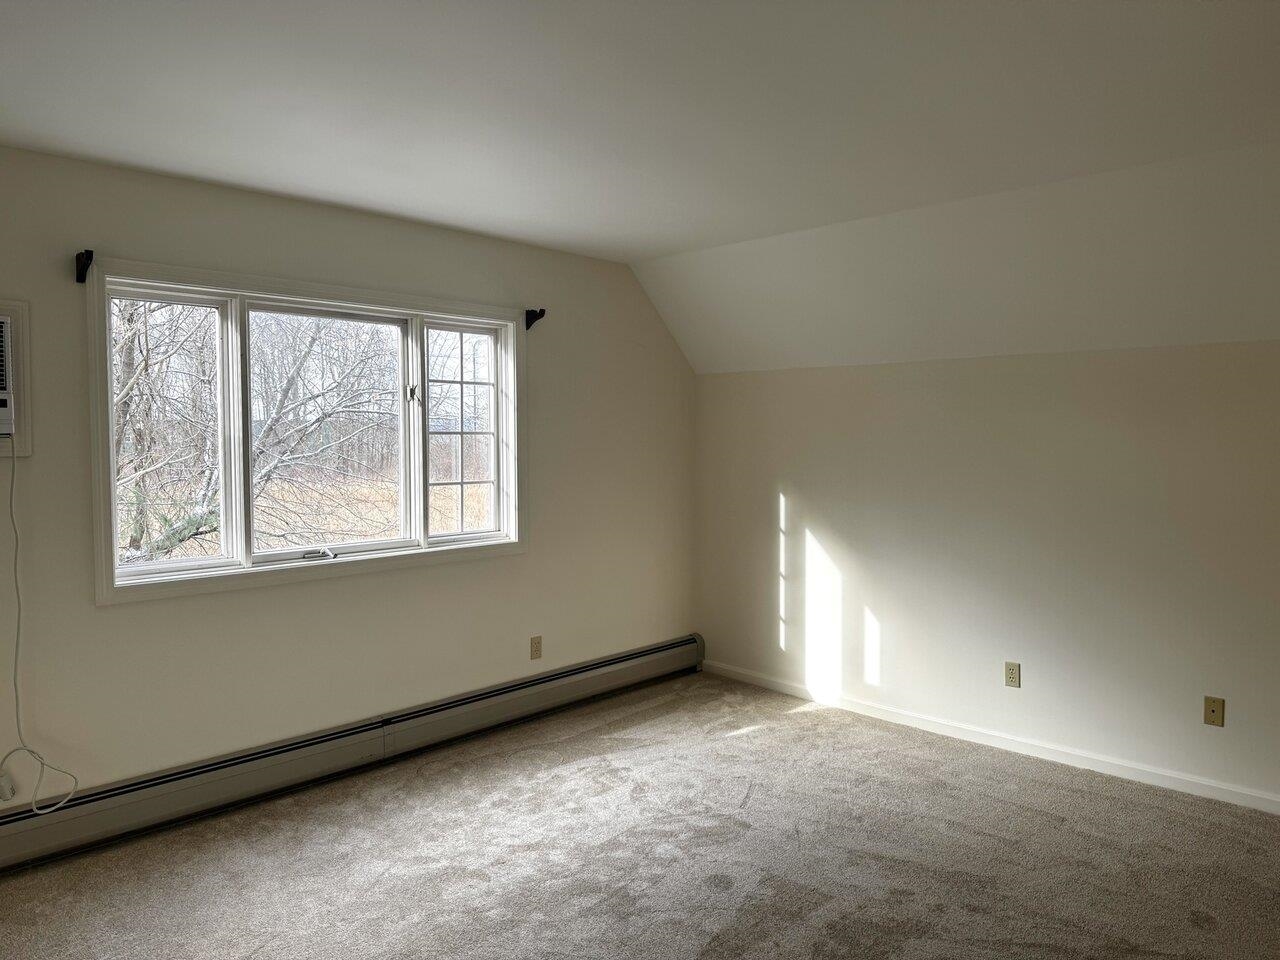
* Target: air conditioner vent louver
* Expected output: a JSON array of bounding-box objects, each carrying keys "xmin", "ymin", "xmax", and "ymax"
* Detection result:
[
  {"xmin": 0, "ymin": 317, "xmax": 8, "ymax": 391},
  {"xmin": 0, "ymin": 315, "xmax": 13, "ymax": 438}
]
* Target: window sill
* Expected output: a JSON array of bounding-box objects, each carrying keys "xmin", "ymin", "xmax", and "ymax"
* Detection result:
[{"xmin": 99, "ymin": 538, "xmax": 525, "ymax": 606}]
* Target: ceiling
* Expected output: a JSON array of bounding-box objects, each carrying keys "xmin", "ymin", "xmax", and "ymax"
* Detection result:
[
  {"xmin": 3, "ymin": 1, "xmax": 1277, "ymax": 265},
  {"xmin": 635, "ymin": 142, "xmax": 1280, "ymax": 372}
]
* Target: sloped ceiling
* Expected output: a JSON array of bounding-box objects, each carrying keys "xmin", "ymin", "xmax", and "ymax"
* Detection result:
[
  {"xmin": 3, "ymin": 2, "xmax": 1278, "ymax": 371},
  {"xmin": 1, "ymin": 1, "xmax": 1276, "ymax": 263},
  {"xmin": 634, "ymin": 143, "xmax": 1280, "ymax": 373}
]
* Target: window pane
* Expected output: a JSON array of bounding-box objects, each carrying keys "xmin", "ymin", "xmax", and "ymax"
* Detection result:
[
  {"xmin": 428, "ymin": 383, "xmax": 460, "ymax": 432},
  {"xmin": 462, "ymin": 434, "xmax": 493, "ymax": 481},
  {"xmin": 463, "ymin": 483, "xmax": 494, "ymax": 532},
  {"xmin": 248, "ymin": 311, "xmax": 402, "ymax": 552},
  {"xmin": 428, "ymin": 329, "xmax": 460, "ymax": 381},
  {"xmin": 462, "ymin": 332, "xmax": 492, "ymax": 382},
  {"xmin": 429, "ymin": 434, "xmax": 460, "ymax": 482},
  {"xmin": 429, "ymin": 484, "xmax": 460, "ymax": 535},
  {"xmin": 111, "ymin": 298, "xmax": 223, "ymax": 566},
  {"xmin": 462, "ymin": 384, "xmax": 492, "ymax": 432}
]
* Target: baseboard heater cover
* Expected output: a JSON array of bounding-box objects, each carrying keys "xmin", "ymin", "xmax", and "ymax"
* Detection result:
[{"xmin": 0, "ymin": 634, "xmax": 703, "ymax": 871}]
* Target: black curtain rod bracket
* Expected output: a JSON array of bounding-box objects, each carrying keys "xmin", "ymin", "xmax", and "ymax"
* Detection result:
[
  {"xmin": 524, "ymin": 308, "xmax": 545, "ymax": 330},
  {"xmin": 75, "ymin": 249, "xmax": 95, "ymax": 284}
]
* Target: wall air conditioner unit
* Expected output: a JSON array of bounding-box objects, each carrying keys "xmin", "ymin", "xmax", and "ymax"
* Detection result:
[
  {"xmin": 0, "ymin": 301, "xmax": 29, "ymax": 453},
  {"xmin": 0, "ymin": 315, "xmax": 13, "ymax": 438}
]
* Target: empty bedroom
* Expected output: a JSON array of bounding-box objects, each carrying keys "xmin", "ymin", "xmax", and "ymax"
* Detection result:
[{"xmin": 1, "ymin": 2, "xmax": 1278, "ymax": 957}]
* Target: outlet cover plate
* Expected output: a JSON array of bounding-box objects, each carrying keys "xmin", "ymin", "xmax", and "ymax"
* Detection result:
[
  {"xmin": 530, "ymin": 636, "xmax": 542, "ymax": 660},
  {"xmin": 1204, "ymin": 696, "xmax": 1225, "ymax": 727},
  {"xmin": 1004, "ymin": 661, "xmax": 1021, "ymax": 688}
]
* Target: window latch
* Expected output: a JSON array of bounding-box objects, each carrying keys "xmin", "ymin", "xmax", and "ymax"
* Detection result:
[
  {"xmin": 302, "ymin": 547, "xmax": 335, "ymax": 561},
  {"xmin": 408, "ymin": 385, "xmax": 419, "ymax": 402}
]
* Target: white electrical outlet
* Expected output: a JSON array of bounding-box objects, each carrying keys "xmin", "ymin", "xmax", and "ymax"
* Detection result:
[{"xmin": 0, "ymin": 770, "xmax": 16, "ymax": 803}]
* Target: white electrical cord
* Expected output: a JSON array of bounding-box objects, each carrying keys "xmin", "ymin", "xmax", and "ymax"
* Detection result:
[{"xmin": 2, "ymin": 438, "xmax": 78, "ymax": 814}]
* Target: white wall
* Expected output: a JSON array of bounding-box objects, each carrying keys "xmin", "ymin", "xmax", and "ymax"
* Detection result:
[
  {"xmin": 4, "ymin": 141, "xmax": 1277, "ymax": 818},
  {"xmin": 0, "ymin": 146, "xmax": 695, "ymax": 800},
  {"xmin": 695, "ymin": 342, "xmax": 1280, "ymax": 810}
]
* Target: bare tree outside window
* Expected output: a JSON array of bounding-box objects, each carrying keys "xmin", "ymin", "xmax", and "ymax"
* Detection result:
[
  {"xmin": 248, "ymin": 311, "xmax": 402, "ymax": 551},
  {"xmin": 111, "ymin": 298, "xmax": 223, "ymax": 565},
  {"xmin": 427, "ymin": 328, "xmax": 496, "ymax": 536},
  {"xmin": 101, "ymin": 269, "xmax": 518, "ymax": 592},
  {"xmin": 111, "ymin": 299, "xmax": 406, "ymax": 564}
]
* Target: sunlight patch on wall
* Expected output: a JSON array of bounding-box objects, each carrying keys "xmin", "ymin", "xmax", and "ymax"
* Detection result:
[
  {"xmin": 804, "ymin": 529, "xmax": 842, "ymax": 705},
  {"xmin": 778, "ymin": 492, "xmax": 788, "ymax": 651}
]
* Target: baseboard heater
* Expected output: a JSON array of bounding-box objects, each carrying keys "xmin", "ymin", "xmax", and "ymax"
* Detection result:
[{"xmin": 0, "ymin": 634, "xmax": 703, "ymax": 871}]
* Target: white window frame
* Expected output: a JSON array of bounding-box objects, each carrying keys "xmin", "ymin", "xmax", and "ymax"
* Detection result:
[{"xmin": 87, "ymin": 258, "xmax": 525, "ymax": 604}]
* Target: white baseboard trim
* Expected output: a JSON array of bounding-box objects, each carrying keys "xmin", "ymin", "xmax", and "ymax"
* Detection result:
[{"xmin": 702, "ymin": 659, "xmax": 1280, "ymax": 816}]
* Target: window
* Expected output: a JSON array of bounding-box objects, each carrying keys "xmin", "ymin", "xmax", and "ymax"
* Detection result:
[
  {"xmin": 427, "ymin": 327, "xmax": 498, "ymax": 536},
  {"xmin": 110, "ymin": 295, "xmax": 227, "ymax": 567},
  {"xmin": 88, "ymin": 261, "xmax": 522, "ymax": 600},
  {"xmin": 247, "ymin": 308, "xmax": 406, "ymax": 555}
]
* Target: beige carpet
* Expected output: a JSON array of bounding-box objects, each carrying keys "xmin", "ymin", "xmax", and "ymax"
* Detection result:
[{"xmin": 1, "ymin": 673, "xmax": 1277, "ymax": 959}]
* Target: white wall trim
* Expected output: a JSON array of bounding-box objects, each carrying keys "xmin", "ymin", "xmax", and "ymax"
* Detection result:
[{"xmin": 702, "ymin": 659, "xmax": 1280, "ymax": 816}]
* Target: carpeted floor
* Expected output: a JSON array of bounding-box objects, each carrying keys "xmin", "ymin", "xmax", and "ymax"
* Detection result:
[{"xmin": 2, "ymin": 673, "xmax": 1278, "ymax": 959}]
